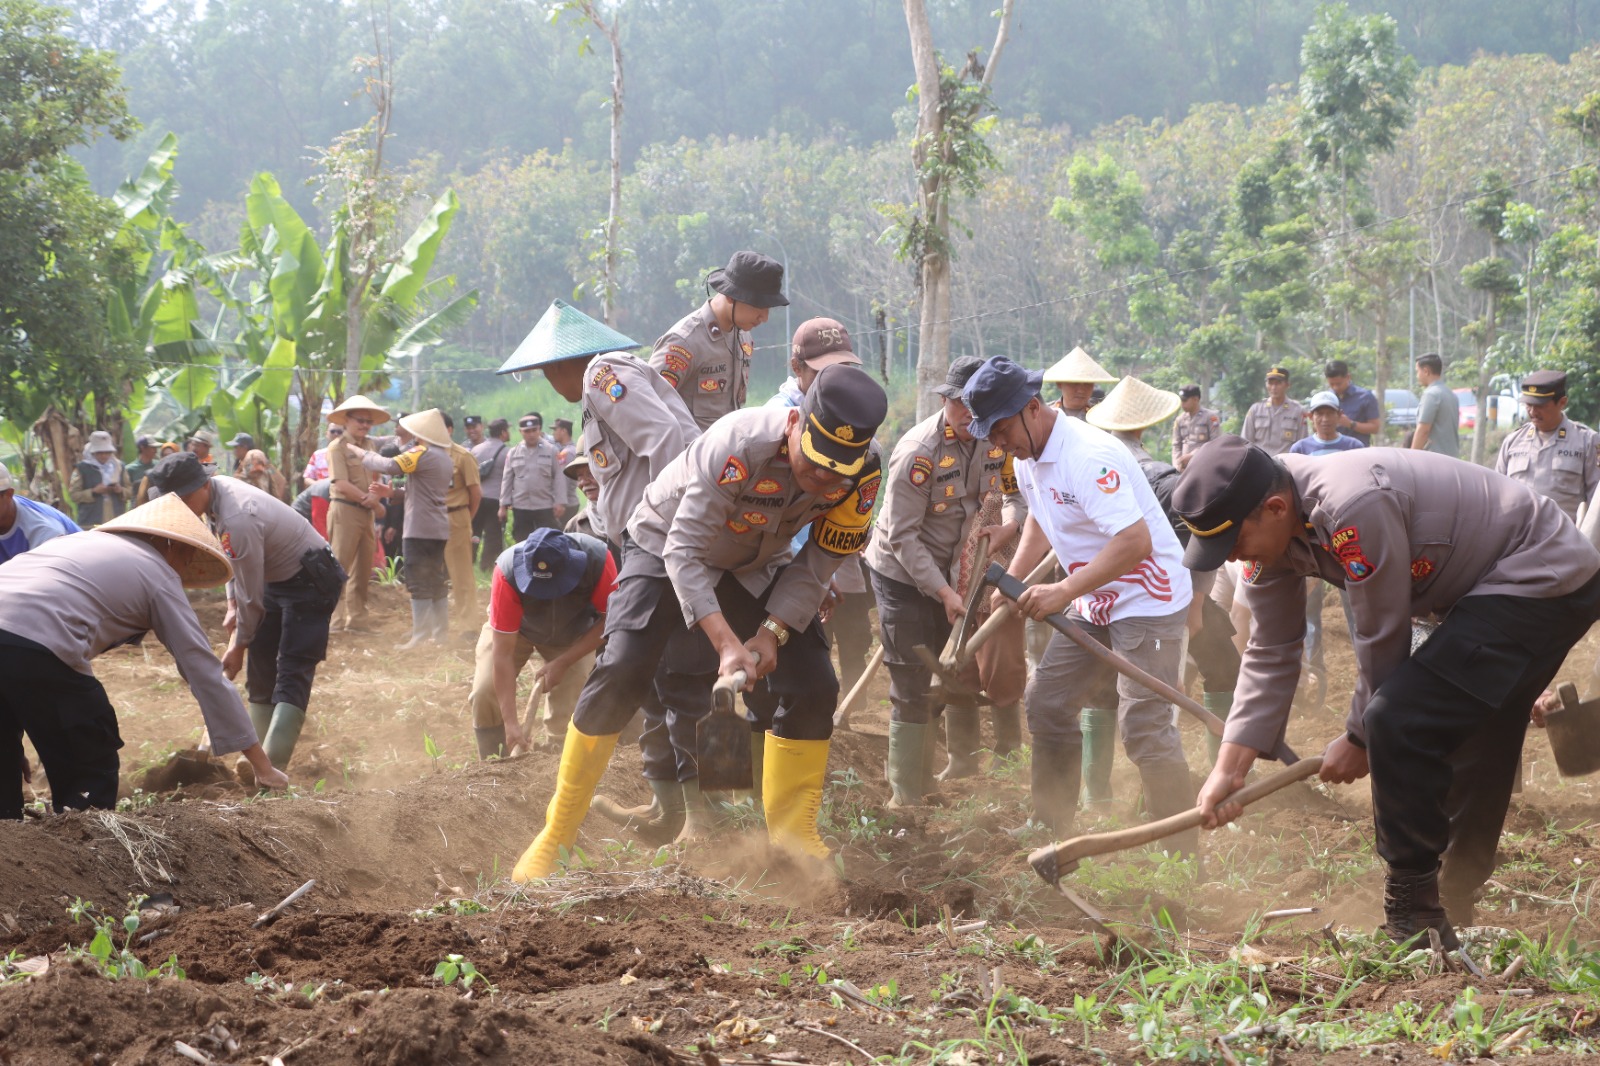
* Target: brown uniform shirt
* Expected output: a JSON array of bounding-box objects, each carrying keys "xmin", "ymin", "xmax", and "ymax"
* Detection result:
[
  {"xmin": 207, "ymin": 477, "xmax": 329, "ymax": 646},
  {"xmin": 1242, "ymin": 399, "xmax": 1307, "ymax": 456},
  {"xmin": 628, "ymin": 406, "xmax": 881, "ymax": 633},
  {"xmin": 579, "ymin": 353, "xmax": 700, "ymax": 543},
  {"xmin": 649, "ymin": 302, "xmax": 753, "ymax": 429},
  {"xmin": 1172, "ymin": 406, "xmax": 1221, "ymax": 465},
  {"xmin": 0, "ymin": 533, "xmax": 257, "ymax": 754},
  {"xmin": 1494, "ymin": 415, "xmax": 1600, "ymax": 523},
  {"xmin": 327, "ymin": 437, "xmax": 374, "ymax": 499},
  {"xmin": 1230, "ymin": 449, "xmax": 1600, "ymax": 754},
  {"xmin": 864, "ymin": 410, "xmax": 1024, "ymax": 599}
]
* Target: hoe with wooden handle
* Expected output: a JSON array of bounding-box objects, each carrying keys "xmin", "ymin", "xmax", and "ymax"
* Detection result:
[
  {"xmin": 984, "ymin": 564, "xmax": 1302, "ymax": 766},
  {"xmin": 1028, "ymin": 756, "xmax": 1325, "ymax": 888}
]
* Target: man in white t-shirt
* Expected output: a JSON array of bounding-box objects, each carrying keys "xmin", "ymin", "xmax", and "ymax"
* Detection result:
[{"xmin": 964, "ymin": 358, "xmax": 1196, "ymax": 853}]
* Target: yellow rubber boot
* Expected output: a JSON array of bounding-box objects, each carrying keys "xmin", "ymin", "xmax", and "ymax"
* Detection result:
[
  {"xmin": 511, "ymin": 722, "xmax": 620, "ymax": 882},
  {"xmin": 762, "ymin": 734, "xmax": 832, "ymax": 860}
]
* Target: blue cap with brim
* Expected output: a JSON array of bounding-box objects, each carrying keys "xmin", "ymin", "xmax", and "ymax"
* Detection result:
[
  {"xmin": 511, "ymin": 528, "xmax": 588, "ymax": 600},
  {"xmin": 962, "ymin": 357, "xmax": 1045, "ymax": 439},
  {"xmin": 496, "ymin": 299, "xmax": 642, "ymax": 375}
]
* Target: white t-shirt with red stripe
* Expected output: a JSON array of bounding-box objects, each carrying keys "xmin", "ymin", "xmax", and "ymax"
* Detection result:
[{"xmin": 1013, "ymin": 410, "xmax": 1191, "ymax": 625}]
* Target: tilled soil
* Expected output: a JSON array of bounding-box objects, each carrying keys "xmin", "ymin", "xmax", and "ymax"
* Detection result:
[{"xmin": 3, "ymin": 585, "xmax": 1599, "ymax": 1064}]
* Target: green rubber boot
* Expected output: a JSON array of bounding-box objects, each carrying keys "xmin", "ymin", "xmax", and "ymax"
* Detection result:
[
  {"xmin": 937, "ymin": 701, "xmax": 982, "ymax": 781},
  {"xmin": 1204, "ymin": 691, "xmax": 1234, "ymax": 763},
  {"xmin": 676, "ymin": 778, "xmax": 721, "ymax": 842},
  {"xmin": 262, "ymin": 703, "xmax": 306, "ymax": 771},
  {"xmin": 886, "ymin": 721, "xmax": 929, "ymax": 807},
  {"xmin": 594, "ymin": 778, "xmax": 684, "ymax": 846},
  {"xmin": 1080, "ymin": 707, "xmax": 1117, "ymax": 808},
  {"xmin": 248, "ymin": 701, "xmax": 274, "ymax": 742}
]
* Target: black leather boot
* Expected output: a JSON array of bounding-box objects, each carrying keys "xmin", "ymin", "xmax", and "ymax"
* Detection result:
[{"xmin": 1382, "ymin": 866, "xmax": 1460, "ymax": 951}]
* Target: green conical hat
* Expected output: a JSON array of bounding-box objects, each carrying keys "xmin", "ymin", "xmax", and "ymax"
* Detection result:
[{"xmin": 496, "ymin": 300, "xmax": 642, "ymax": 375}]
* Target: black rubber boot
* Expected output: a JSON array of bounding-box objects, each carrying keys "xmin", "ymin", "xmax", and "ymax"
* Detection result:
[
  {"xmin": 1382, "ymin": 866, "xmax": 1460, "ymax": 951},
  {"xmin": 1138, "ymin": 760, "xmax": 1199, "ymax": 860},
  {"xmin": 1029, "ymin": 739, "xmax": 1082, "ymax": 834}
]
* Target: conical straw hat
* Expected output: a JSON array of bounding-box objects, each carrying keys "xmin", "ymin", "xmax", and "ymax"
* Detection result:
[
  {"xmin": 1086, "ymin": 376, "xmax": 1182, "ymax": 433},
  {"xmin": 1043, "ymin": 346, "xmax": 1117, "ymax": 384},
  {"xmin": 328, "ymin": 394, "xmax": 392, "ymax": 426},
  {"xmin": 400, "ymin": 408, "xmax": 451, "ymax": 449},
  {"xmin": 497, "ymin": 299, "xmax": 642, "ymax": 375},
  {"xmin": 99, "ymin": 493, "xmax": 233, "ymax": 588}
]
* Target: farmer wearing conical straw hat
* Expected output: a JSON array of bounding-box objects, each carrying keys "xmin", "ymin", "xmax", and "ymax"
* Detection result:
[
  {"xmin": 0, "ymin": 494, "xmax": 289, "ymax": 819},
  {"xmin": 1041, "ymin": 346, "xmax": 1116, "ymax": 420}
]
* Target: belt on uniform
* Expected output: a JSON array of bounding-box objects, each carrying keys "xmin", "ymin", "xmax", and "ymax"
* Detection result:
[{"xmin": 334, "ymin": 497, "xmax": 366, "ymax": 507}]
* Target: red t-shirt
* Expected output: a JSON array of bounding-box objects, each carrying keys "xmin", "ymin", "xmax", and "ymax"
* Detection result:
[{"xmin": 489, "ymin": 552, "xmax": 618, "ymax": 633}]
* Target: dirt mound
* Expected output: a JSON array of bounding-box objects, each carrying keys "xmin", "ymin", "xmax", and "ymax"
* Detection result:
[{"xmin": 0, "ymin": 960, "xmax": 677, "ymax": 1065}]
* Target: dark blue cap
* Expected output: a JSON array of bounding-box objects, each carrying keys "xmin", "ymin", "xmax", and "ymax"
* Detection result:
[
  {"xmin": 962, "ymin": 357, "xmax": 1045, "ymax": 439},
  {"xmin": 511, "ymin": 528, "xmax": 588, "ymax": 599}
]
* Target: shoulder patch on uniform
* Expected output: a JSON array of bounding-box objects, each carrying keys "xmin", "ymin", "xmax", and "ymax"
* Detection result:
[
  {"xmin": 664, "ymin": 345, "xmax": 692, "ymax": 375},
  {"xmin": 754, "ymin": 477, "xmax": 782, "ymax": 494},
  {"xmin": 219, "ymin": 531, "xmax": 236, "ymax": 558},
  {"xmin": 1094, "ymin": 467, "xmax": 1121, "ymax": 494},
  {"xmin": 1331, "ymin": 525, "xmax": 1374, "ymax": 582},
  {"xmin": 910, "ymin": 456, "xmax": 932, "ymax": 486},
  {"xmin": 591, "ymin": 365, "xmax": 626, "ymax": 401},
  {"xmin": 394, "ymin": 447, "xmax": 423, "ymax": 475},
  {"xmin": 810, "ymin": 466, "xmax": 880, "ymax": 557},
  {"xmin": 1242, "ymin": 559, "xmax": 1263, "ymax": 584},
  {"xmin": 719, "ymin": 457, "xmax": 748, "ymax": 485}
]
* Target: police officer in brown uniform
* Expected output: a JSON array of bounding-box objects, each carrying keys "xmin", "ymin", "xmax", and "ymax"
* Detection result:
[
  {"xmin": 0, "ymin": 494, "xmax": 289, "ymax": 819},
  {"xmin": 326, "ymin": 395, "xmax": 393, "ymax": 631},
  {"xmin": 440, "ymin": 412, "xmax": 484, "ymax": 636},
  {"xmin": 864, "ymin": 356, "xmax": 1026, "ymax": 805},
  {"xmin": 499, "ymin": 299, "xmax": 707, "ymax": 840},
  {"xmin": 1172, "ymin": 384, "xmax": 1221, "ymax": 471},
  {"xmin": 1494, "ymin": 370, "xmax": 1600, "ymax": 523},
  {"xmin": 1242, "ymin": 366, "xmax": 1307, "ymax": 456},
  {"xmin": 344, "ymin": 409, "xmax": 456, "ymax": 647},
  {"xmin": 512, "ymin": 365, "xmax": 887, "ymax": 881},
  {"xmin": 1176, "ymin": 436, "xmax": 1600, "ymax": 949},
  {"xmin": 650, "ymin": 251, "xmax": 787, "ymax": 429},
  {"xmin": 149, "ymin": 453, "xmax": 345, "ymax": 773}
]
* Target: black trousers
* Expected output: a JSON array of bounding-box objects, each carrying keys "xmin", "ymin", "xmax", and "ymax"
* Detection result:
[
  {"xmin": 0, "ymin": 635, "xmax": 122, "ymax": 820},
  {"xmin": 1367, "ymin": 574, "xmax": 1600, "ymax": 891},
  {"xmin": 573, "ymin": 541, "xmax": 838, "ymax": 747},
  {"xmin": 511, "ymin": 508, "xmax": 559, "ymax": 545},
  {"xmin": 828, "ymin": 586, "xmax": 876, "ymax": 695},
  {"xmin": 245, "ymin": 558, "xmax": 344, "ymax": 709},
  {"xmin": 867, "ymin": 566, "xmax": 952, "ymax": 725},
  {"xmin": 474, "ymin": 497, "xmax": 504, "ymax": 570},
  {"xmin": 402, "ymin": 537, "xmax": 449, "ymax": 601}
]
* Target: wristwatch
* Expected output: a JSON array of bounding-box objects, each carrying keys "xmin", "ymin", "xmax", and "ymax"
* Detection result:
[{"xmin": 760, "ymin": 617, "xmax": 791, "ymax": 646}]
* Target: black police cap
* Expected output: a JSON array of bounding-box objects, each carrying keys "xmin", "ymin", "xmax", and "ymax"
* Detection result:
[
  {"xmin": 1171, "ymin": 435, "xmax": 1278, "ymax": 571},
  {"xmin": 798, "ymin": 364, "xmax": 887, "ymax": 477},
  {"xmin": 148, "ymin": 451, "xmax": 212, "ymax": 498}
]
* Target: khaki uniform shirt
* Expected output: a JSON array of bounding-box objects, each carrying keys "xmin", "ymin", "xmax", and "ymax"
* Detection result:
[
  {"xmin": 1230, "ymin": 449, "xmax": 1600, "ymax": 755},
  {"xmin": 579, "ymin": 353, "xmax": 700, "ymax": 544},
  {"xmin": 1494, "ymin": 416, "xmax": 1600, "ymax": 523},
  {"xmin": 0, "ymin": 533, "xmax": 257, "ymax": 754},
  {"xmin": 649, "ymin": 302, "xmax": 753, "ymax": 429},
  {"xmin": 446, "ymin": 442, "xmax": 480, "ymax": 513},
  {"xmin": 1172, "ymin": 407, "xmax": 1221, "ymax": 465},
  {"xmin": 1242, "ymin": 399, "xmax": 1307, "ymax": 455},
  {"xmin": 327, "ymin": 437, "xmax": 375, "ymax": 500},
  {"xmin": 363, "ymin": 443, "xmax": 452, "ymax": 540},
  {"xmin": 628, "ymin": 406, "xmax": 882, "ymax": 633},
  {"xmin": 499, "ymin": 437, "xmax": 561, "ymax": 511},
  {"xmin": 864, "ymin": 411, "xmax": 1025, "ymax": 599},
  {"xmin": 207, "ymin": 477, "xmax": 329, "ymax": 647}
]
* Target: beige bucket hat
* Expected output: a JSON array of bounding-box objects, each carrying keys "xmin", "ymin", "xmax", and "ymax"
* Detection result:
[
  {"xmin": 1043, "ymin": 346, "xmax": 1117, "ymax": 384},
  {"xmin": 399, "ymin": 408, "xmax": 451, "ymax": 449},
  {"xmin": 98, "ymin": 493, "xmax": 234, "ymax": 588},
  {"xmin": 1086, "ymin": 376, "xmax": 1182, "ymax": 433},
  {"xmin": 328, "ymin": 394, "xmax": 392, "ymax": 427}
]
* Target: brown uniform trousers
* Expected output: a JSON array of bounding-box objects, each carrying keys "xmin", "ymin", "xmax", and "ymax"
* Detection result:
[
  {"xmin": 329, "ymin": 501, "xmax": 376, "ymax": 629},
  {"xmin": 467, "ymin": 623, "xmax": 596, "ymax": 737}
]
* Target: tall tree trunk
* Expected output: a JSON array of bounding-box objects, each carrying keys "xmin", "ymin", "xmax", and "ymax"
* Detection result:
[{"xmin": 602, "ymin": 13, "xmax": 623, "ymax": 327}]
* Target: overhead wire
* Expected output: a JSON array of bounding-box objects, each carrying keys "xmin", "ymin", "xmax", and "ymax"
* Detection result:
[{"xmin": 140, "ymin": 158, "xmax": 1590, "ymax": 375}]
